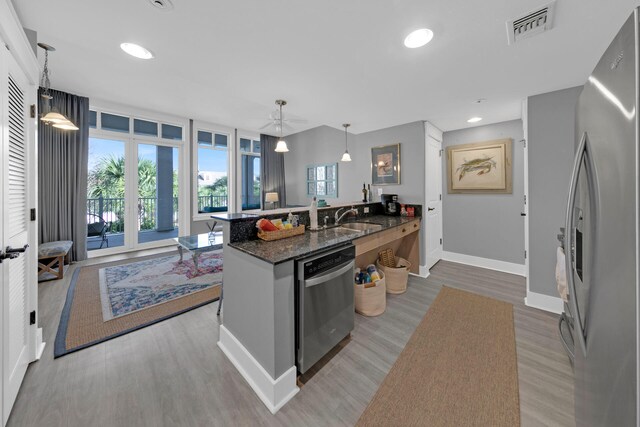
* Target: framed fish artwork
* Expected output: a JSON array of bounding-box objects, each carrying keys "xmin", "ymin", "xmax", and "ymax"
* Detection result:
[{"xmin": 446, "ymin": 139, "xmax": 512, "ymax": 194}]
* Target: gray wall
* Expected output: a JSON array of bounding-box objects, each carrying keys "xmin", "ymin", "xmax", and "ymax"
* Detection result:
[
  {"xmin": 528, "ymin": 86, "xmax": 582, "ymax": 297},
  {"xmin": 442, "ymin": 120, "xmax": 525, "ymax": 265},
  {"xmin": 284, "ymin": 121, "xmax": 425, "ymax": 206},
  {"xmin": 284, "ymin": 121, "xmax": 427, "ymax": 265},
  {"xmin": 284, "ymin": 126, "xmax": 357, "ymax": 205}
]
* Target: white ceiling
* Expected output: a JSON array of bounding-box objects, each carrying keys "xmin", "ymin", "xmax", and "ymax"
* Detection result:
[{"xmin": 12, "ymin": 0, "xmax": 640, "ymax": 134}]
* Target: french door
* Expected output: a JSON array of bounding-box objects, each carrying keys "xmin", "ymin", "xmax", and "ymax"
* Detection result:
[
  {"xmin": 87, "ymin": 136, "xmax": 184, "ymax": 255},
  {"xmin": 136, "ymin": 143, "xmax": 180, "ymax": 246}
]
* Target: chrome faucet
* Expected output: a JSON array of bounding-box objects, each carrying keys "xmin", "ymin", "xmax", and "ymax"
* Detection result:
[{"xmin": 335, "ymin": 206, "xmax": 358, "ymax": 225}]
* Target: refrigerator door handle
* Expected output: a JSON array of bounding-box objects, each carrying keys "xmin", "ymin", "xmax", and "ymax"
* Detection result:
[
  {"xmin": 564, "ymin": 131, "xmax": 588, "ymax": 357},
  {"xmin": 558, "ymin": 313, "xmax": 575, "ymax": 361}
]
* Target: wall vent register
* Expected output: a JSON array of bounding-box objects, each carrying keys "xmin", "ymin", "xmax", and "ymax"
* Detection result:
[{"xmin": 506, "ymin": 1, "xmax": 556, "ymax": 45}]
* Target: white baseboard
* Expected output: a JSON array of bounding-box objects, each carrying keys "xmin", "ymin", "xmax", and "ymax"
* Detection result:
[
  {"xmin": 31, "ymin": 327, "xmax": 45, "ymax": 361},
  {"xmin": 217, "ymin": 325, "xmax": 299, "ymax": 414},
  {"xmin": 441, "ymin": 251, "xmax": 526, "ymax": 276},
  {"xmin": 525, "ymin": 291, "xmax": 564, "ymax": 314},
  {"xmin": 409, "ymin": 264, "xmax": 430, "ymax": 279}
]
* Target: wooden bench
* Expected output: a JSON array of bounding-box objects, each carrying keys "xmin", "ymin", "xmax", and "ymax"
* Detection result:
[{"xmin": 38, "ymin": 241, "xmax": 73, "ymax": 280}]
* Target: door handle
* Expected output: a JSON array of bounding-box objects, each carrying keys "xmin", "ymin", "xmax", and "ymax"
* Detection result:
[
  {"xmin": 564, "ymin": 131, "xmax": 588, "ymax": 357},
  {"xmin": 0, "ymin": 252, "xmax": 19, "ymax": 262},
  {"xmin": 304, "ymin": 261, "xmax": 355, "ymax": 288},
  {"xmin": 558, "ymin": 314, "xmax": 575, "ymax": 361},
  {"xmin": 427, "ymin": 207, "xmax": 435, "ymax": 211},
  {"xmin": 520, "ymin": 212, "xmax": 526, "ymax": 216},
  {"xmin": 6, "ymin": 244, "xmax": 29, "ymax": 254},
  {"xmin": 0, "ymin": 244, "xmax": 28, "ymax": 263}
]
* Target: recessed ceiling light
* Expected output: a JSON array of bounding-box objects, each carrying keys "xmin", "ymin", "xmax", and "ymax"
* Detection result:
[
  {"xmin": 467, "ymin": 117, "xmax": 483, "ymax": 123},
  {"xmin": 404, "ymin": 28, "xmax": 434, "ymax": 48},
  {"xmin": 120, "ymin": 43, "xmax": 154, "ymax": 59}
]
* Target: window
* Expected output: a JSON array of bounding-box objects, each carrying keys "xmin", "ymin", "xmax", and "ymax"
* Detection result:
[
  {"xmin": 162, "ymin": 123, "xmax": 183, "ymax": 140},
  {"xmin": 197, "ymin": 130, "xmax": 229, "ymax": 213},
  {"xmin": 307, "ymin": 163, "xmax": 338, "ymax": 198},
  {"xmin": 101, "ymin": 113, "xmax": 129, "ymax": 133},
  {"xmin": 87, "ymin": 106, "xmax": 187, "ymax": 252},
  {"xmin": 134, "ymin": 118, "xmax": 158, "ymax": 137},
  {"xmin": 92, "ymin": 111, "xmax": 183, "ymax": 142},
  {"xmin": 240, "ymin": 138, "xmax": 261, "ymax": 210},
  {"xmin": 89, "ymin": 110, "xmax": 97, "ymax": 128}
]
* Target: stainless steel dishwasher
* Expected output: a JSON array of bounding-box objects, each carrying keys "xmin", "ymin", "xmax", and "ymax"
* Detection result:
[{"xmin": 296, "ymin": 244, "xmax": 355, "ymax": 374}]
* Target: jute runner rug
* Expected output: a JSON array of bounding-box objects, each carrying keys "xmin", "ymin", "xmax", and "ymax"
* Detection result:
[
  {"xmin": 357, "ymin": 286, "xmax": 520, "ymax": 427},
  {"xmin": 54, "ymin": 251, "xmax": 222, "ymax": 358}
]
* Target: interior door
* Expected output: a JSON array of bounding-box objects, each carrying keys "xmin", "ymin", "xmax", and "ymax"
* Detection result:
[
  {"xmin": 425, "ymin": 122, "xmax": 443, "ymax": 269},
  {"xmin": 1, "ymin": 48, "xmax": 31, "ymax": 426}
]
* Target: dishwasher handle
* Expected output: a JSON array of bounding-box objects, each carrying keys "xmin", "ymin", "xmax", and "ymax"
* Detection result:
[{"xmin": 305, "ymin": 260, "xmax": 355, "ymax": 288}]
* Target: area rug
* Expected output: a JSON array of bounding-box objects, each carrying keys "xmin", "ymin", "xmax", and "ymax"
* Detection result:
[
  {"xmin": 54, "ymin": 251, "xmax": 222, "ymax": 358},
  {"xmin": 356, "ymin": 286, "xmax": 520, "ymax": 427},
  {"xmin": 99, "ymin": 252, "xmax": 222, "ymax": 320}
]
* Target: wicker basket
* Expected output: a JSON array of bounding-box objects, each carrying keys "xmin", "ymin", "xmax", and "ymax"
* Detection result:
[
  {"xmin": 354, "ymin": 270, "xmax": 386, "ymax": 316},
  {"xmin": 257, "ymin": 225, "xmax": 305, "ymax": 241},
  {"xmin": 376, "ymin": 256, "xmax": 411, "ymax": 294}
]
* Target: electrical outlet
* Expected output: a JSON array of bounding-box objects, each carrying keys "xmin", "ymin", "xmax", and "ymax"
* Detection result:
[
  {"xmin": 377, "ymin": 188, "xmax": 383, "ymax": 196},
  {"xmin": 364, "ymin": 207, "xmax": 370, "ymax": 213}
]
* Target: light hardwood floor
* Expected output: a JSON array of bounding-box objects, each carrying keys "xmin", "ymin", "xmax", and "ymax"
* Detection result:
[{"xmin": 8, "ymin": 254, "xmax": 574, "ymax": 427}]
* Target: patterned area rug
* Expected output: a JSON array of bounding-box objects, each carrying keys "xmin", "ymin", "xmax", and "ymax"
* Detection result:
[
  {"xmin": 99, "ymin": 252, "xmax": 223, "ymax": 320},
  {"xmin": 54, "ymin": 251, "xmax": 222, "ymax": 358}
]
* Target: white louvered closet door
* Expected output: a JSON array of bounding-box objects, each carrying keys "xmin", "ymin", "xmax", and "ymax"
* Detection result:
[{"xmin": 1, "ymin": 48, "xmax": 30, "ymax": 427}]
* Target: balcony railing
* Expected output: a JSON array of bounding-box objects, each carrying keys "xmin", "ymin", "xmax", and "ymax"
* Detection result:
[
  {"xmin": 197, "ymin": 194, "xmax": 228, "ymax": 212},
  {"xmin": 88, "ymin": 194, "xmax": 251, "ymax": 231},
  {"xmin": 87, "ymin": 196, "xmax": 179, "ymax": 233}
]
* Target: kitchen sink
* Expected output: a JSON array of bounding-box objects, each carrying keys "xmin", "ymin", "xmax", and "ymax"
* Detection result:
[{"xmin": 339, "ymin": 222, "xmax": 383, "ymax": 232}]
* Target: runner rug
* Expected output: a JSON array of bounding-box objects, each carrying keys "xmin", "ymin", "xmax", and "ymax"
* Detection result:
[
  {"xmin": 54, "ymin": 251, "xmax": 222, "ymax": 358},
  {"xmin": 356, "ymin": 286, "xmax": 520, "ymax": 427}
]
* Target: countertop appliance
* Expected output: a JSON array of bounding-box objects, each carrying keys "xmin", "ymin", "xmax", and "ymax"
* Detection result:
[
  {"xmin": 381, "ymin": 194, "xmax": 400, "ymax": 216},
  {"xmin": 296, "ymin": 244, "xmax": 355, "ymax": 374},
  {"xmin": 562, "ymin": 9, "xmax": 639, "ymax": 425}
]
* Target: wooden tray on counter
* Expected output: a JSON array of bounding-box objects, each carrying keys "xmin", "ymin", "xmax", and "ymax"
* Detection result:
[{"xmin": 257, "ymin": 225, "xmax": 305, "ymax": 241}]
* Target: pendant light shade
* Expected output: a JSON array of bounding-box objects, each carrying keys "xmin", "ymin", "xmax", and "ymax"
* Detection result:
[
  {"xmin": 52, "ymin": 120, "xmax": 80, "ymax": 131},
  {"xmin": 40, "ymin": 109, "xmax": 68, "ymax": 124},
  {"xmin": 38, "ymin": 43, "xmax": 78, "ymax": 131},
  {"xmin": 341, "ymin": 123, "xmax": 352, "ymax": 162},
  {"xmin": 274, "ymin": 99, "xmax": 288, "ymax": 153},
  {"xmin": 275, "ymin": 139, "xmax": 289, "ymax": 153}
]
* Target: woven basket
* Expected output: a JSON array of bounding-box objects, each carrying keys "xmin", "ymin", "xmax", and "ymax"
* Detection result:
[
  {"xmin": 257, "ymin": 225, "xmax": 305, "ymax": 241},
  {"xmin": 355, "ymin": 270, "xmax": 386, "ymax": 316},
  {"xmin": 378, "ymin": 248, "xmax": 396, "ymax": 268},
  {"xmin": 376, "ymin": 256, "xmax": 411, "ymax": 294}
]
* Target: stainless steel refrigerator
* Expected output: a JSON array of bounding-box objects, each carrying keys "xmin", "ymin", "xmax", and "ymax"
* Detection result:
[{"xmin": 563, "ymin": 8, "xmax": 639, "ymax": 426}]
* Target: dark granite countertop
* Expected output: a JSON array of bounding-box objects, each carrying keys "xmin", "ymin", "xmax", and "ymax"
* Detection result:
[
  {"xmin": 228, "ymin": 215, "xmax": 421, "ymax": 264},
  {"xmin": 211, "ymin": 213, "xmax": 259, "ymax": 222}
]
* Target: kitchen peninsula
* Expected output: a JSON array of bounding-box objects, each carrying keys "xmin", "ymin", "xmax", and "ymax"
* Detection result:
[{"xmin": 213, "ymin": 202, "xmax": 421, "ymax": 413}]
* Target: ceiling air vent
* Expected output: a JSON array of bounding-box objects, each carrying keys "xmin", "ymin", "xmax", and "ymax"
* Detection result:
[
  {"xmin": 148, "ymin": 0, "xmax": 174, "ymax": 11},
  {"xmin": 506, "ymin": 1, "xmax": 556, "ymax": 45}
]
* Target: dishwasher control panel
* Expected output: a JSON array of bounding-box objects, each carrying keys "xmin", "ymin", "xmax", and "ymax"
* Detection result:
[{"xmin": 303, "ymin": 245, "xmax": 355, "ymax": 279}]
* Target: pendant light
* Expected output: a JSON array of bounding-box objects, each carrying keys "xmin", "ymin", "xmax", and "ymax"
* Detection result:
[
  {"xmin": 38, "ymin": 43, "xmax": 79, "ymax": 131},
  {"xmin": 274, "ymin": 99, "xmax": 289, "ymax": 153},
  {"xmin": 341, "ymin": 123, "xmax": 352, "ymax": 162}
]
